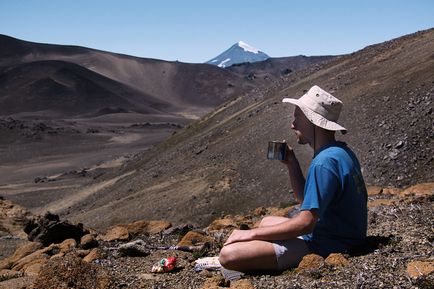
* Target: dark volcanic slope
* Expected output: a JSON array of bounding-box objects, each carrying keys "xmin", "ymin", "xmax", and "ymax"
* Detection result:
[
  {"xmin": 0, "ymin": 60, "xmax": 171, "ymax": 116},
  {"xmin": 0, "ymin": 35, "xmax": 258, "ymax": 118}
]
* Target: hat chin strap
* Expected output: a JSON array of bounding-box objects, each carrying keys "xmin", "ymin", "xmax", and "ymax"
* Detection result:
[{"xmin": 312, "ymin": 121, "xmax": 316, "ymax": 153}]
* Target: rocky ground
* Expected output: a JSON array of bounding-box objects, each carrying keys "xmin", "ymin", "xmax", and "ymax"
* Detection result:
[{"xmin": 0, "ymin": 183, "xmax": 433, "ymax": 288}]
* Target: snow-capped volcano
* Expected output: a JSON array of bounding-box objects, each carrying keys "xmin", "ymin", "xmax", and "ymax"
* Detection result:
[{"xmin": 206, "ymin": 41, "xmax": 270, "ymax": 68}]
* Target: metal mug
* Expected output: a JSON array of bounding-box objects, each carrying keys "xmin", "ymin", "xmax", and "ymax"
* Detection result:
[{"xmin": 267, "ymin": 141, "xmax": 286, "ymax": 160}]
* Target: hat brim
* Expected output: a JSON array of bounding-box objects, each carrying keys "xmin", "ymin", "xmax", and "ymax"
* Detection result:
[{"xmin": 282, "ymin": 98, "xmax": 347, "ymax": 134}]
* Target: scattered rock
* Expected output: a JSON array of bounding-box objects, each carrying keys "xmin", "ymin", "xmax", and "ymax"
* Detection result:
[
  {"xmin": 11, "ymin": 250, "xmax": 49, "ymax": 272},
  {"xmin": 368, "ymin": 198, "xmax": 396, "ymax": 207},
  {"xmin": 0, "ymin": 199, "xmax": 34, "ymax": 238},
  {"xmin": 101, "ymin": 226, "xmax": 129, "ymax": 242},
  {"xmin": 407, "ymin": 260, "xmax": 434, "ymax": 278},
  {"xmin": 230, "ymin": 279, "xmax": 255, "ymax": 289},
  {"xmin": 33, "ymin": 255, "xmax": 113, "ymax": 289},
  {"xmin": 58, "ymin": 238, "xmax": 77, "ymax": 253},
  {"xmin": 23, "ymin": 259, "xmax": 46, "ymax": 275},
  {"xmin": 199, "ymin": 275, "xmax": 229, "ymax": 289},
  {"xmin": 207, "ymin": 218, "xmax": 237, "ymax": 231},
  {"xmin": 296, "ymin": 254, "xmax": 325, "ymax": 275},
  {"xmin": 80, "ymin": 234, "xmax": 98, "ymax": 249},
  {"xmin": 252, "ymin": 206, "xmax": 267, "ymax": 216},
  {"xmin": 83, "ymin": 248, "xmax": 105, "ymax": 263},
  {"xmin": 400, "ymin": 182, "xmax": 434, "ymax": 197},
  {"xmin": 177, "ymin": 231, "xmax": 213, "ymax": 247},
  {"xmin": 117, "ymin": 239, "xmax": 149, "ymax": 257},
  {"xmin": 0, "ymin": 241, "xmax": 43, "ymax": 269},
  {"xmin": 0, "ymin": 269, "xmax": 22, "ymax": 279},
  {"xmin": 162, "ymin": 223, "xmax": 194, "ymax": 236},
  {"xmin": 382, "ymin": 187, "xmax": 401, "ymax": 195},
  {"xmin": 367, "ymin": 186, "xmax": 383, "ymax": 196},
  {"xmin": 124, "ymin": 220, "xmax": 172, "ymax": 235},
  {"xmin": 0, "ymin": 275, "xmax": 36, "ymax": 289},
  {"xmin": 267, "ymin": 206, "xmax": 295, "ymax": 217},
  {"xmin": 75, "ymin": 249, "xmax": 91, "ymax": 258},
  {"xmin": 325, "ymin": 253, "xmax": 350, "ymax": 267},
  {"xmin": 101, "ymin": 220, "xmax": 171, "ymax": 241}
]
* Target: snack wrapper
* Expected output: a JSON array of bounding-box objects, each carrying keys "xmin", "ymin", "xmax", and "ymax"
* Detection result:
[{"xmin": 151, "ymin": 257, "xmax": 177, "ymax": 273}]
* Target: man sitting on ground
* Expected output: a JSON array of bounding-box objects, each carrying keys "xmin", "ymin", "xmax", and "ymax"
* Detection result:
[{"xmin": 219, "ymin": 85, "xmax": 368, "ymax": 272}]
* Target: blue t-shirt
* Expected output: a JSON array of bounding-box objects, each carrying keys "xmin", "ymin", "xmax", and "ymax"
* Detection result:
[{"xmin": 301, "ymin": 141, "xmax": 367, "ymax": 257}]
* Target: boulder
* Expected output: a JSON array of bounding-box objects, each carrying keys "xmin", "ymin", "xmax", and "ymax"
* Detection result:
[{"xmin": 24, "ymin": 212, "xmax": 87, "ymax": 246}]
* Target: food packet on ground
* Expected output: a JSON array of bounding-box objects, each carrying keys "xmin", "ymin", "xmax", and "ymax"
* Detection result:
[
  {"xmin": 194, "ymin": 256, "xmax": 221, "ymax": 272},
  {"xmin": 151, "ymin": 257, "xmax": 177, "ymax": 273}
]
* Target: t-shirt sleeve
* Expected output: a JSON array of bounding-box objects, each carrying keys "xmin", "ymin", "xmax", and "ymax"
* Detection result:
[{"xmin": 300, "ymin": 164, "xmax": 339, "ymax": 217}]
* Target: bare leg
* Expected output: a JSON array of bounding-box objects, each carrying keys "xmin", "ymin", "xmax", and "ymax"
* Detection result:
[
  {"xmin": 219, "ymin": 240, "xmax": 278, "ymax": 271},
  {"xmin": 219, "ymin": 215, "xmax": 308, "ymax": 272}
]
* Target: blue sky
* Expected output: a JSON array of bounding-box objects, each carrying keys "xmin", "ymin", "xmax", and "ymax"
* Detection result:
[{"xmin": 1, "ymin": 0, "xmax": 433, "ymax": 63}]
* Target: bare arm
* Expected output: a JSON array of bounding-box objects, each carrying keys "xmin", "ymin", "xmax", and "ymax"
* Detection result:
[
  {"xmin": 281, "ymin": 144, "xmax": 305, "ymax": 203},
  {"xmin": 224, "ymin": 210, "xmax": 318, "ymax": 246}
]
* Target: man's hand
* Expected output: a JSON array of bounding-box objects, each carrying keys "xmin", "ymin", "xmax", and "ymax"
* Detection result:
[
  {"xmin": 223, "ymin": 229, "xmax": 255, "ymax": 246},
  {"xmin": 280, "ymin": 140, "xmax": 298, "ymax": 166},
  {"xmin": 279, "ymin": 140, "xmax": 305, "ymax": 204}
]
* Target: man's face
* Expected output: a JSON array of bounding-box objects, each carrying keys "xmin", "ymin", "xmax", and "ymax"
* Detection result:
[{"xmin": 291, "ymin": 107, "xmax": 313, "ymax": 145}]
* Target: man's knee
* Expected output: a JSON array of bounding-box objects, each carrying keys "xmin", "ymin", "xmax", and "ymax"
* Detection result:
[{"xmin": 218, "ymin": 245, "xmax": 238, "ymax": 269}]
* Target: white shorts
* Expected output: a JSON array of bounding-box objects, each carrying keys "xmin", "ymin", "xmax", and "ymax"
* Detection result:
[{"xmin": 272, "ymin": 237, "xmax": 310, "ymax": 271}]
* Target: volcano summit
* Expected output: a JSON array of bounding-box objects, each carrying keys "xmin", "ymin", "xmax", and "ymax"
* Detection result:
[{"xmin": 206, "ymin": 41, "xmax": 270, "ymax": 68}]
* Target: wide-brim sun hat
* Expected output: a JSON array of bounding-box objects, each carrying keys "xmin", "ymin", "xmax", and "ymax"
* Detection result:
[{"xmin": 282, "ymin": 85, "xmax": 347, "ymax": 134}]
